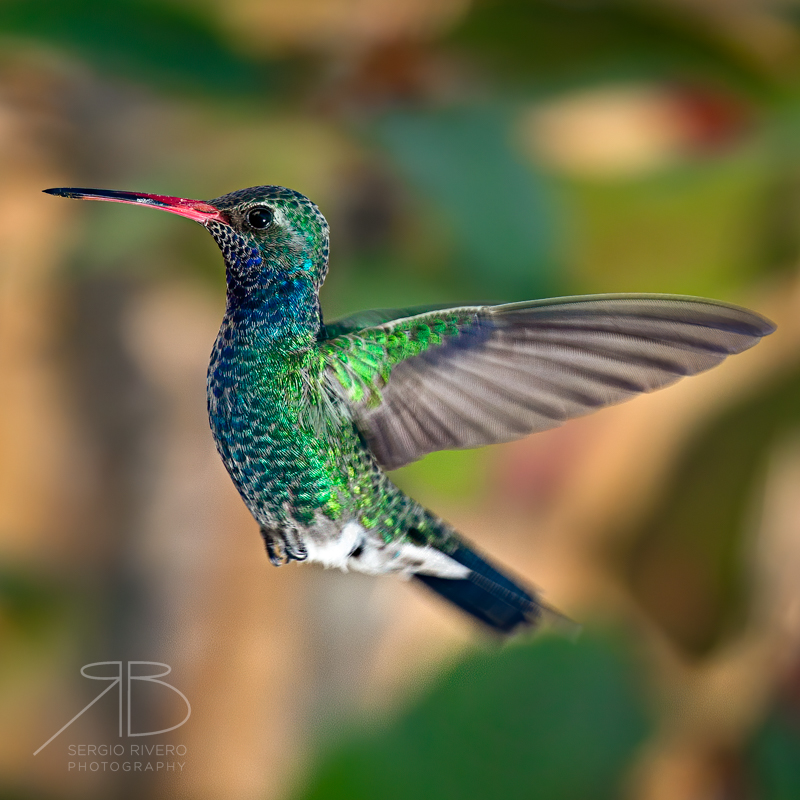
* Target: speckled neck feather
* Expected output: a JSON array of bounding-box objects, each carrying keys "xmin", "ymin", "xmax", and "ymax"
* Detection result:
[{"xmin": 206, "ymin": 186, "xmax": 330, "ymax": 351}]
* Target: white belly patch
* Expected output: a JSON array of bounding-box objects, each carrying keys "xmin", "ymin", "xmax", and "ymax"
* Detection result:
[{"xmin": 303, "ymin": 521, "xmax": 470, "ymax": 580}]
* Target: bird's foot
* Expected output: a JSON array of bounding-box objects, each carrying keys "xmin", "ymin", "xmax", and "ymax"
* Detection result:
[{"xmin": 260, "ymin": 526, "xmax": 307, "ymax": 566}]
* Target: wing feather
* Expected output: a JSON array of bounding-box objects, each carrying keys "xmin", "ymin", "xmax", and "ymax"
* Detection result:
[{"xmin": 321, "ymin": 294, "xmax": 775, "ymax": 470}]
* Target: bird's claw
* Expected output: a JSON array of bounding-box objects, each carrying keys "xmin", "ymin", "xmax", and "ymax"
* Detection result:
[{"xmin": 260, "ymin": 526, "xmax": 307, "ymax": 566}]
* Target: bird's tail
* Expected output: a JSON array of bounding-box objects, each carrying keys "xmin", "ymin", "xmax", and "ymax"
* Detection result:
[{"xmin": 414, "ymin": 538, "xmax": 570, "ymax": 636}]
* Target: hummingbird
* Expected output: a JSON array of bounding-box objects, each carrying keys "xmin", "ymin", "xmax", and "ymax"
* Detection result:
[{"xmin": 44, "ymin": 185, "xmax": 775, "ymax": 635}]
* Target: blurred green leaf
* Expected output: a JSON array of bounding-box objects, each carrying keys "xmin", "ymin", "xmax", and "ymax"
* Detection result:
[
  {"xmin": 376, "ymin": 106, "xmax": 563, "ymax": 301},
  {"xmin": 295, "ymin": 633, "xmax": 649, "ymax": 800},
  {"xmin": 563, "ymin": 144, "xmax": 773, "ymax": 296},
  {"xmin": 749, "ymin": 707, "xmax": 800, "ymax": 800},
  {"xmin": 390, "ymin": 447, "xmax": 490, "ymax": 504},
  {"xmin": 0, "ymin": 564, "xmax": 64, "ymax": 641},
  {"xmin": 449, "ymin": 0, "xmax": 789, "ymax": 99},
  {"xmin": 0, "ymin": 0, "xmax": 272, "ymax": 96}
]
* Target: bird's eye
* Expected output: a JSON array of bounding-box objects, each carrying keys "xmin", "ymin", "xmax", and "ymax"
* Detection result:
[{"xmin": 246, "ymin": 207, "xmax": 273, "ymax": 229}]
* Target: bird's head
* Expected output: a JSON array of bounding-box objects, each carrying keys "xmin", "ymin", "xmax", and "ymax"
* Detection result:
[{"xmin": 43, "ymin": 185, "xmax": 331, "ymax": 303}]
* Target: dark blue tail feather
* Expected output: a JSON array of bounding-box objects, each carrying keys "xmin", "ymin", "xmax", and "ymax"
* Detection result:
[{"xmin": 414, "ymin": 543, "xmax": 543, "ymax": 634}]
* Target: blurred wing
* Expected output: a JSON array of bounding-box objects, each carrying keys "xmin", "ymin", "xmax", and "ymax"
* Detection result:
[{"xmin": 321, "ymin": 294, "xmax": 775, "ymax": 471}]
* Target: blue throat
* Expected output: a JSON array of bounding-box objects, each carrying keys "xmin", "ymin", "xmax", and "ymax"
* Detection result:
[
  {"xmin": 226, "ymin": 270, "xmax": 320, "ymax": 350},
  {"xmin": 216, "ymin": 228, "xmax": 324, "ymax": 351}
]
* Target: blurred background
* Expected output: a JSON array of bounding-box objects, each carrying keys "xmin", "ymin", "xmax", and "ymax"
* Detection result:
[{"xmin": 1, "ymin": 0, "xmax": 800, "ymax": 798}]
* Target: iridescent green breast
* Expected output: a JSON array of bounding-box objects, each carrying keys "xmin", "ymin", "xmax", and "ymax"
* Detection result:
[
  {"xmin": 207, "ymin": 321, "xmax": 351, "ymax": 526},
  {"xmin": 206, "ymin": 317, "xmax": 432, "ymax": 544}
]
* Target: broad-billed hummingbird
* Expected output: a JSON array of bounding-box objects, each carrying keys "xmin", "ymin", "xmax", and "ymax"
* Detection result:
[{"xmin": 44, "ymin": 185, "xmax": 775, "ymax": 635}]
